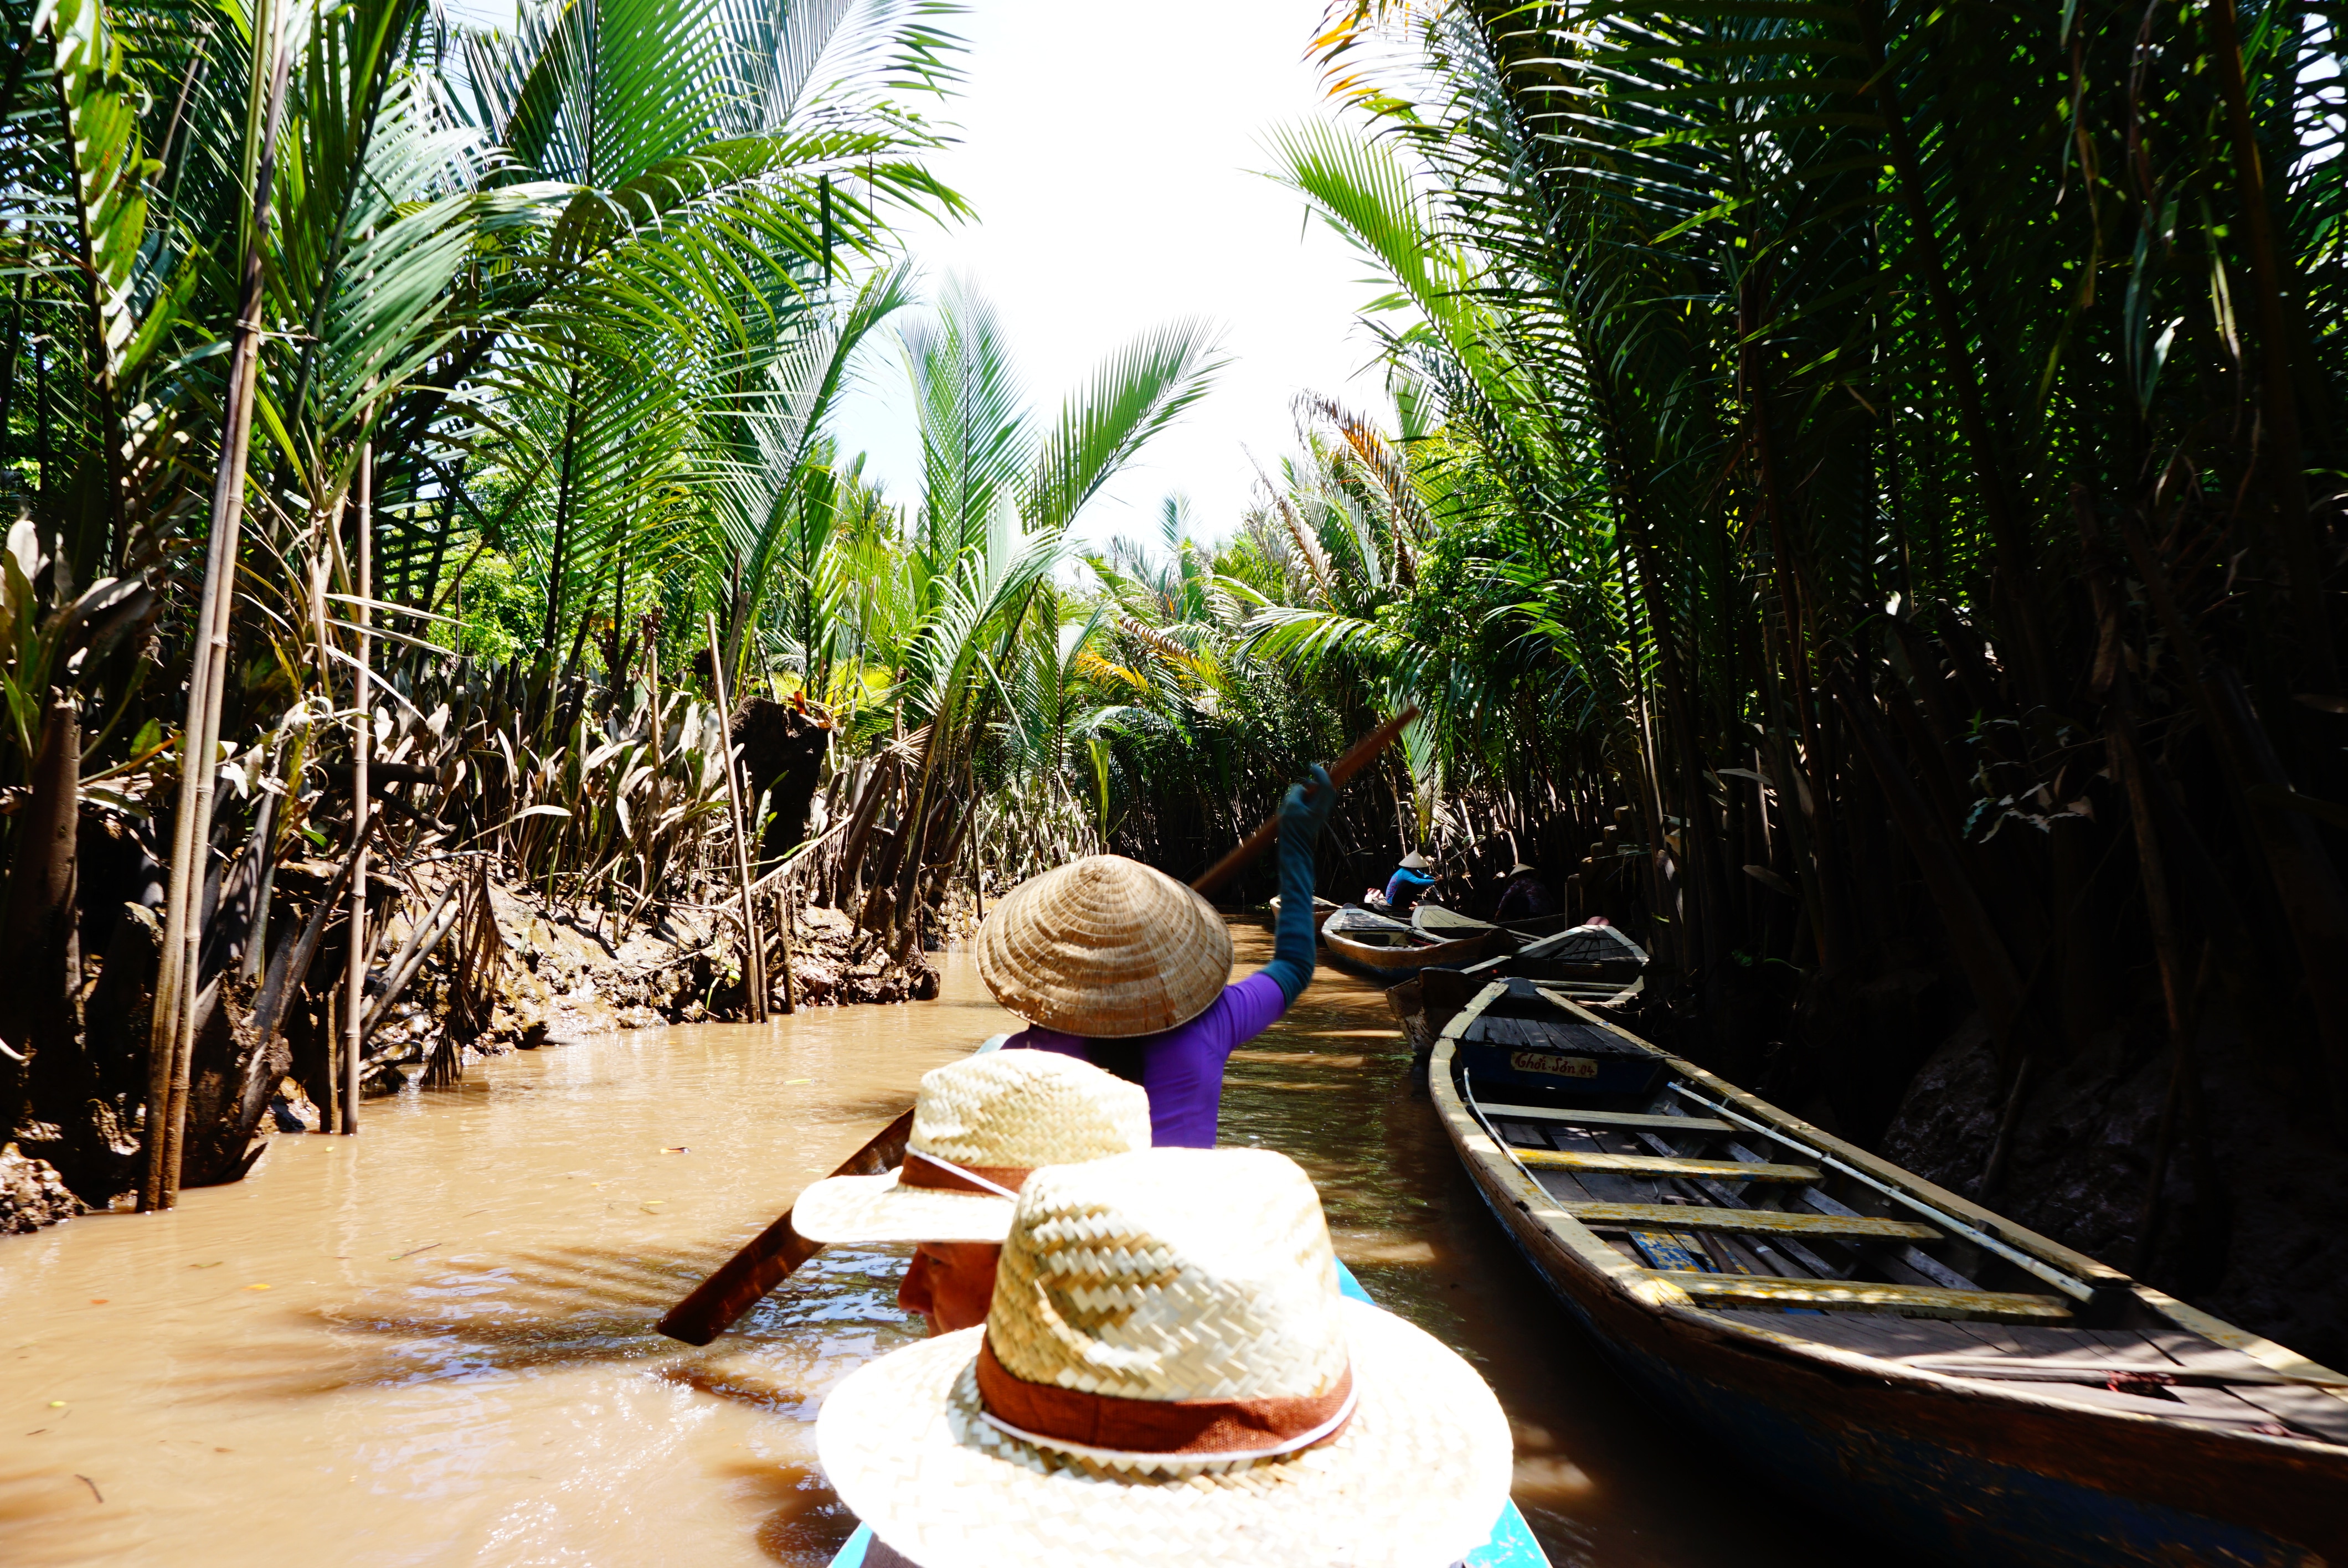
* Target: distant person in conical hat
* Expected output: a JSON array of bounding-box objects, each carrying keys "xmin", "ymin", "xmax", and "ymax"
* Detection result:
[
  {"xmin": 1493, "ymin": 859, "xmax": 1555, "ymax": 922},
  {"xmin": 976, "ymin": 767, "xmax": 1337, "ymax": 1147},
  {"xmin": 1381, "ymin": 848, "xmax": 1436, "ymax": 915},
  {"xmin": 793, "ymin": 1051, "xmax": 1150, "ymax": 1336},
  {"xmin": 818, "ymin": 1147, "xmax": 1512, "ymax": 1568}
]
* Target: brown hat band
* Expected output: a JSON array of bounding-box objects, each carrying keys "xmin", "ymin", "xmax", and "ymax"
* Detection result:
[
  {"xmin": 974, "ymin": 1337, "xmax": 1357, "ymax": 1459},
  {"xmin": 898, "ymin": 1151, "xmax": 1034, "ymax": 1199}
]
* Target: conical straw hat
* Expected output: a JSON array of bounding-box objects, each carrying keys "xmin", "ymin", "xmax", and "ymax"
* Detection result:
[
  {"xmin": 793, "ymin": 1051, "xmax": 1150, "ymax": 1245},
  {"xmin": 975, "ymin": 855, "xmax": 1232, "ymax": 1039},
  {"xmin": 1399, "ymin": 850, "xmax": 1431, "ymax": 870},
  {"xmin": 817, "ymin": 1148, "xmax": 1512, "ymax": 1568}
]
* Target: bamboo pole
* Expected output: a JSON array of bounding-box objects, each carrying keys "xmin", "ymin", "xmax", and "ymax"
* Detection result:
[
  {"xmin": 342, "ymin": 435, "xmax": 371, "ymax": 1133},
  {"xmin": 774, "ymin": 878, "xmax": 797, "ymax": 1015},
  {"xmin": 142, "ymin": 0, "xmax": 289, "ymax": 1211},
  {"xmin": 706, "ymin": 612, "xmax": 766, "ymax": 1022}
]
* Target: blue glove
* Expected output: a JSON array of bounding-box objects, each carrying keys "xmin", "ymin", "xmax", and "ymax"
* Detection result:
[
  {"xmin": 1265, "ymin": 765, "xmax": 1336, "ymax": 1004},
  {"xmin": 1279, "ymin": 764, "xmax": 1337, "ymax": 846}
]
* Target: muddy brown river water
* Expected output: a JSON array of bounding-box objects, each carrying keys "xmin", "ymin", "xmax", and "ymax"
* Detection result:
[{"xmin": 2, "ymin": 925, "xmax": 1866, "ymax": 1566}]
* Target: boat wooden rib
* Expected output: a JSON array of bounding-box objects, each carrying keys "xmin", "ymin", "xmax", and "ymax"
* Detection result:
[
  {"xmin": 1428, "ymin": 982, "xmax": 2348, "ymax": 1565},
  {"xmin": 826, "ymin": 1256, "xmax": 1553, "ymax": 1567},
  {"xmin": 1320, "ymin": 906, "xmax": 1492, "ymax": 980}
]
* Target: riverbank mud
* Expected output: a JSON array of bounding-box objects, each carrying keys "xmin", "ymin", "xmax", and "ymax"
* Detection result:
[{"xmin": 4, "ymin": 848, "xmax": 943, "ymax": 1231}]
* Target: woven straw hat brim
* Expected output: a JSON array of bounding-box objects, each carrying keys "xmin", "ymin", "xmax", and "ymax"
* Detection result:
[
  {"xmin": 976, "ymin": 857, "xmax": 1233, "ymax": 1038},
  {"xmin": 816, "ymin": 1299, "xmax": 1511, "ymax": 1568},
  {"xmin": 790, "ymin": 1172, "xmax": 1013, "ymax": 1245}
]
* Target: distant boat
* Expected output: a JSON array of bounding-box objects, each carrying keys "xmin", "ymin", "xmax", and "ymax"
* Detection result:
[
  {"xmin": 1320, "ymin": 905, "xmax": 1492, "ymax": 980},
  {"xmin": 1424, "ymin": 979, "xmax": 2348, "ymax": 1565},
  {"xmin": 1410, "ymin": 904, "xmax": 1578, "ymax": 947},
  {"xmin": 1387, "ymin": 921, "xmax": 1649, "ymax": 1055},
  {"xmin": 1267, "ymin": 893, "xmax": 1343, "ymax": 916}
]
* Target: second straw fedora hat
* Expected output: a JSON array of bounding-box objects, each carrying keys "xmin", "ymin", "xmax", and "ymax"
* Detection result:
[
  {"xmin": 817, "ymin": 1147, "xmax": 1512, "ymax": 1568},
  {"xmin": 975, "ymin": 854, "xmax": 1232, "ymax": 1038},
  {"xmin": 793, "ymin": 1051, "xmax": 1150, "ymax": 1245}
]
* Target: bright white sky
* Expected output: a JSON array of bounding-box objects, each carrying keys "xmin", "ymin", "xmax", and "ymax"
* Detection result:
[
  {"xmin": 827, "ymin": 0, "xmax": 1385, "ymax": 549},
  {"xmin": 438, "ymin": 0, "xmax": 1386, "ymax": 544}
]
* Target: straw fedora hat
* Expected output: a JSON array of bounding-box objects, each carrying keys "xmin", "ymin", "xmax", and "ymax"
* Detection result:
[
  {"xmin": 817, "ymin": 1147, "xmax": 1511, "ymax": 1568},
  {"xmin": 793, "ymin": 1053, "xmax": 1151, "ymax": 1245},
  {"xmin": 1398, "ymin": 850, "xmax": 1431, "ymax": 870},
  {"xmin": 975, "ymin": 855, "xmax": 1231, "ymax": 1038}
]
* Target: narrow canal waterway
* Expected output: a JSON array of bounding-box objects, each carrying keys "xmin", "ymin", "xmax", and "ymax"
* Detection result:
[{"xmin": 3, "ymin": 924, "xmax": 1866, "ymax": 1566}]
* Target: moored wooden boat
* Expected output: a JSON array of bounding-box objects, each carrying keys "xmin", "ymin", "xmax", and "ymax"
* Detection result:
[
  {"xmin": 1268, "ymin": 893, "xmax": 1344, "ymax": 917},
  {"xmin": 1409, "ymin": 905, "xmax": 1577, "ymax": 947},
  {"xmin": 1321, "ymin": 905, "xmax": 1493, "ymax": 980},
  {"xmin": 1428, "ymin": 982, "xmax": 2348, "ymax": 1566},
  {"xmin": 826, "ymin": 1256, "xmax": 1553, "ymax": 1567},
  {"xmin": 1388, "ymin": 921, "xmax": 1649, "ymax": 1056}
]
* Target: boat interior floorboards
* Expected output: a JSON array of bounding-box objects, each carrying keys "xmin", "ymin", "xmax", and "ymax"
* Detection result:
[{"xmin": 1701, "ymin": 1309, "xmax": 2348, "ymax": 1444}]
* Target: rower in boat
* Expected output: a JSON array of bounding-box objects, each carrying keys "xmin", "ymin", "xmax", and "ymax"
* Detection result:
[
  {"xmin": 1378, "ymin": 849, "xmax": 1437, "ymax": 915},
  {"xmin": 816, "ymin": 1147, "xmax": 1513, "ymax": 1568},
  {"xmin": 792, "ymin": 1051, "xmax": 1151, "ymax": 1334},
  {"xmin": 981, "ymin": 766, "xmax": 1338, "ymax": 1147},
  {"xmin": 1491, "ymin": 859, "xmax": 1554, "ymax": 921}
]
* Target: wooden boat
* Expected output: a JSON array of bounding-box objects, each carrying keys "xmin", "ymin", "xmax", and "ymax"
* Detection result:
[
  {"xmin": 1267, "ymin": 893, "xmax": 1343, "ymax": 917},
  {"xmin": 1320, "ymin": 905, "xmax": 1492, "ymax": 980},
  {"xmin": 1428, "ymin": 981, "xmax": 2348, "ymax": 1565},
  {"xmin": 827, "ymin": 1257, "xmax": 1553, "ymax": 1567},
  {"xmin": 1409, "ymin": 904, "xmax": 1575, "ymax": 944},
  {"xmin": 1388, "ymin": 921, "xmax": 1650, "ymax": 1057}
]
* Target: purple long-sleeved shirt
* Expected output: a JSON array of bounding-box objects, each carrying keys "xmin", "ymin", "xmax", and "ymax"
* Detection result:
[{"xmin": 1001, "ymin": 972, "xmax": 1290, "ymax": 1148}]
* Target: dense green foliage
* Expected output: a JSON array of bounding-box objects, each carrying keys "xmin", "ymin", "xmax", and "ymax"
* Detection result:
[{"xmin": 1158, "ymin": 0, "xmax": 2348, "ymax": 1239}]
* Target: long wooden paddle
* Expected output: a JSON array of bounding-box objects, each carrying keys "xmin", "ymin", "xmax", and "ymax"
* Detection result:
[
  {"xmin": 657, "ymin": 1105, "xmax": 917, "ymax": 1345},
  {"xmin": 654, "ymin": 706, "xmax": 1420, "ymax": 1345},
  {"xmin": 1189, "ymin": 705, "xmax": 1419, "ymax": 899}
]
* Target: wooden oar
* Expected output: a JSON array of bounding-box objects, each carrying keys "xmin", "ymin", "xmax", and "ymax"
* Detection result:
[
  {"xmin": 657, "ymin": 1106, "xmax": 916, "ymax": 1345},
  {"xmin": 655, "ymin": 707, "xmax": 1420, "ymax": 1345}
]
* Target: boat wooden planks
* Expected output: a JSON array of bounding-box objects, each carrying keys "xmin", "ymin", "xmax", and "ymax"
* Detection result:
[
  {"xmin": 1567, "ymin": 1201, "xmax": 1940, "ymax": 1242},
  {"xmin": 1514, "ymin": 1148, "xmax": 1820, "ymax": 1183},
  {"xmin": 1425, "ymin": 996, "xmax": 2348, "ymax": 1566},
  {"xmin": 1660, "ymin": 1271, "xmax": 2074, "ymax": 1322},
  {"xmin": 1484, "ymin": 1102, "xmax": 1735, "ymax": 1135}
]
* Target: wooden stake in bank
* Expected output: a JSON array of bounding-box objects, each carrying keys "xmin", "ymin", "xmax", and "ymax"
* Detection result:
[
  {"xmin": 341, "ymin": 434, "xmax": 372, "ymax": 1135},
  {"xmin": 656, "ymin": 706, "xmax": 1419, "ymax": 1345},
  {"xmin": 706, "ymin": 612, "xmax": 767, "ymax": 1023}
]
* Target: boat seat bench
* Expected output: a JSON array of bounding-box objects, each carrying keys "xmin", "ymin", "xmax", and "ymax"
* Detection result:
[
  {"xmin": 1514, "ymin": 1148, "xmax": 1820, "ymax": 1183},
  {"xmin": 1568, "ymin": 1200, "xmax": 1940, "ymax": 1242},
  {"xmin": 1485, "ymin": 1103, "xmax": 1736, "ymax": 1135},
  {"xmin": 1649, "ymin": 1271, "xmax": 2074, "ymax": 1323}
]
